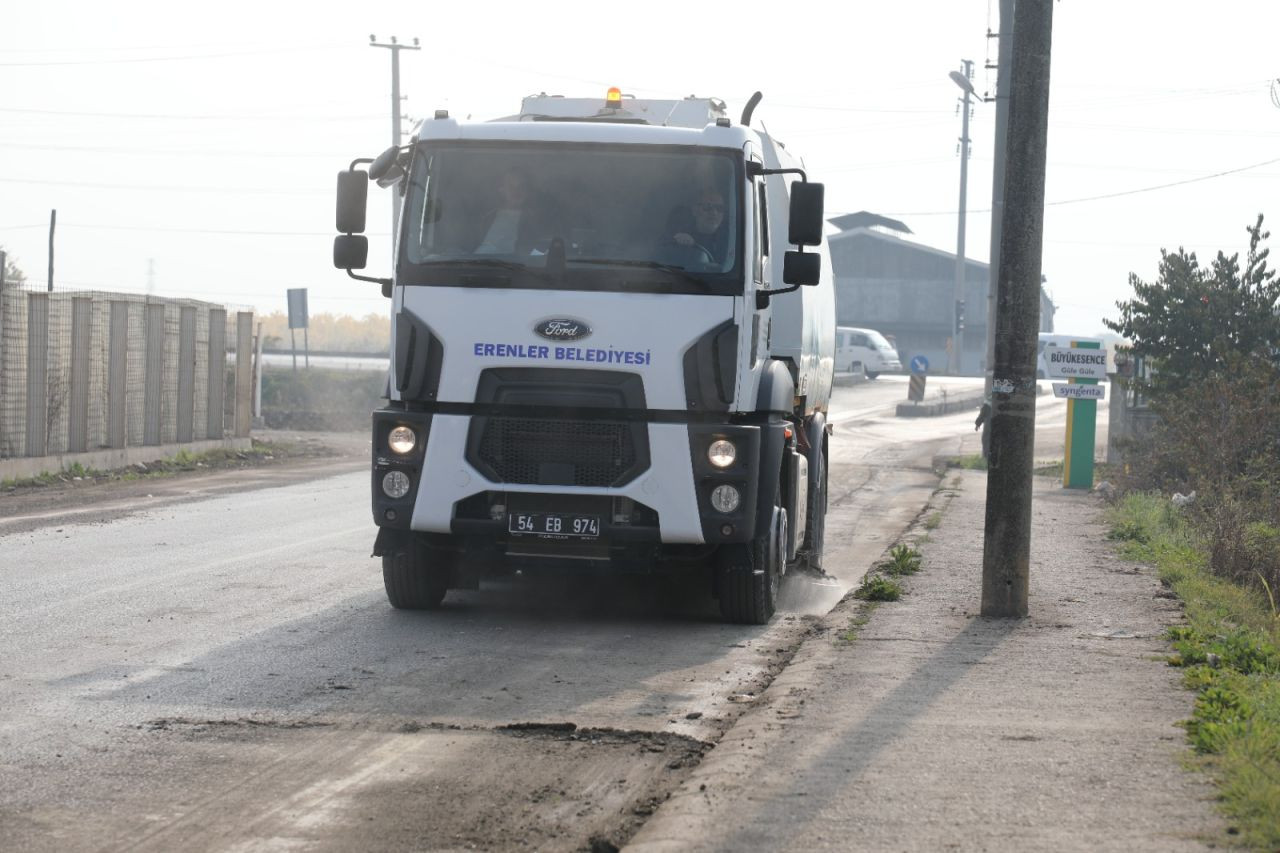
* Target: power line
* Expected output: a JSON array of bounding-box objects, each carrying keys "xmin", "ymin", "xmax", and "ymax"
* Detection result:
[
  {"xmin": 0, "ymin": 106, "xmax": 382, "ymax": 122},
  {"xmin": 0, "ymin": 43, "xmax": 352, "ymax": 67},
  {"xmin": 877, "ymin": 154, "xmax": 1280, "ymax": 217},
  {"xmin": 0, "ymin": 141, "xmax": 358, "ymax": 159},
  {"xmin": 50, "ymin": 222, "xmax": 388, "ymax": 237},
  {"xmin": 0, "ymin": 176, "xmax": 328, "ymax": 196}
]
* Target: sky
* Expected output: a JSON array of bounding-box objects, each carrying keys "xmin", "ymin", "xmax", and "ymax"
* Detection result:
[{"xmin": 2, "ymin": 0, "xmax": 1278, "ymax": 337}]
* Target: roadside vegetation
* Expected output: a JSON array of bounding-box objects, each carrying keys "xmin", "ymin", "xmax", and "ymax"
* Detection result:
[
  {"xmin": 1108, "ymin": 495, "xmax": 1280, "ymax": 848},
  {"xmin": 1105, "ymin": 215, "xmax": 1280, "ymax": 848},
  {"xmin": 0, "ymin": 439, "xmax": 328, "ymax": 492},
  {"xmin": 257, "ymin": 311, "xmax": 389, "ymax": 353},
  {"xmin": 853, "ymin": 544, "xmax": 925, "ymax": 604},
  {"xmin": 260, "ymin": 367, "xmax": 386, "ymax": 431},
  {"xmin": 948, "ymin": 453, "xmax": 987, "ymax": 471}
]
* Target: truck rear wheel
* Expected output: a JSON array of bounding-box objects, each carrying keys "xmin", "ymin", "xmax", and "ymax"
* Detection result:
[
  {"xmin": 382, "ymin": 547, "xmax": 448, "ymax": 610},
  {"xmin": 718, "ymin": 494, "xmax": 786, "ymax": 625},
  {"xmin": 797, "ymin": 432, "xmax": 828, "ymax": 572}
]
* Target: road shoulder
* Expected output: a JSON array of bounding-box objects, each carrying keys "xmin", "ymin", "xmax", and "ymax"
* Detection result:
[
  {"xmin": 628, "ymin": 471, "xmax": 1224, "ymax": 852},
  {"xmin": 0, "ymin": 431, "xmax": 368, "ymax": 536}
]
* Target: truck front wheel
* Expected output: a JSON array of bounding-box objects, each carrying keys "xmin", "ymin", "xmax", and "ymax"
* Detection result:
[
  {"xmin": 718, "ymin": 489, "xmax": 786, "ymax": 625},
  {"xmin": 382, "ymin": 546, "xmax": 449, "ymax": 610}
]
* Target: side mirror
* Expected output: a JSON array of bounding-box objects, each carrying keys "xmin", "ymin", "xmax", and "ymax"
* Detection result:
[
  {"xmin": 782, "ymin": 251, "xmax": 821, "ymax": 286},
  {"xmin": 333, "ymin": 234, "xmax": 369, "ymax": 270},
  {"xmin": 368, "ymin": 146, "xmax": 399, "ymax": 182},
  {"xmin": 369, "ymin": 145, "xmax": 406, "ymax": 188},
  {"xmin": 336, "ymin": 170, "xmax": 369, "ymax": 234},
  {"xmin": 788, "ymin": 182, "xmax": 825, "ymax": 247}
]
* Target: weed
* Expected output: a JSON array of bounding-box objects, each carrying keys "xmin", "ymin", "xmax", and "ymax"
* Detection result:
[
  {"xmin": 854, "ymin": 575, "xmax": 901, "ymax": 602},
  {"xmin": 882, "ymin": 544, "xmax": 922, "ymax": 576},
  {"xmin": 837, "ymin": 610, "xmax": 874, "ymax": 644},
  {"xmin": 924, "ymin": 512, "xmax": 942, "ymax": 531},
  {"xmin": 951, "ymin": 454, "xmax": 987, "ymax": 471},
  {"xmin": 1035, "ymin": 461, "xmax": 1065, "ymax": 478}
]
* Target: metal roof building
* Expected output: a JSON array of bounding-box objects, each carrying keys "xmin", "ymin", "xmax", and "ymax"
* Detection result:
[{"xmin": 828, "ymin": 213, "xmax": 1055, "ymax": 376}]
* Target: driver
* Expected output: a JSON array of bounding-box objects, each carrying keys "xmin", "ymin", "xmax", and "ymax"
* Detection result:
[{"xmin": 666, "ymin": 186, "xmax": 729, "ymax": 264}]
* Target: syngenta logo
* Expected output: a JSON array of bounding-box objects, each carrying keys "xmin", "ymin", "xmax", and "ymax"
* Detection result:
[{"xmin": 534, "ymin": 318, "xmax": 592, "ymax": 342}]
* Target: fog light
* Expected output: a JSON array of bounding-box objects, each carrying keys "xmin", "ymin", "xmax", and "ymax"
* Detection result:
[
  {"xmin": 384, "ymin": 508, "xmax": 398, "ymax": 522},
  {"xmin": 388, "ymin": 425, "xmax": 416, "ymax": 455},
  {"xmin": 710, "ymin": 484, "xmax": 741, "ymax": 513},
  {"xmin": 707, "ymin": 439, "xmax": 736, "ymax": 468},
  {"xmin": 382, "ymin": 470, "xmax": 411, "ymax": 499},
  {"xmin": 720, "ymin": 523, "xmax": 734, "ymax": 536}
]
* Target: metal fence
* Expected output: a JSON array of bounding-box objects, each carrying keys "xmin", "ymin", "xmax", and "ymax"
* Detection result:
[{"xmin": 0, "ymin": 278, "xmax": 253, "ymax": 460}]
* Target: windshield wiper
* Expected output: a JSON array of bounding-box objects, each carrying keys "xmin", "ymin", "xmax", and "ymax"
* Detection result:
[{"xmin": 571, "ymin": 258, "xmax": 712, "ymax": 289}]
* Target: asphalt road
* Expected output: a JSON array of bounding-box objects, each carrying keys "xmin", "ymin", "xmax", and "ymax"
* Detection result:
[{"xmin": 2, "ymin": 375, "xmax": 1060, "ymax": 851}]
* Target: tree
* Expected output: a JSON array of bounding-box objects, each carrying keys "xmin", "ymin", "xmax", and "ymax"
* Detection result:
[
  {"xmin": 1, "ymin": 246, "xmax": 27, "ymax": 288},
  {"xmin": 1104, "ymin": 215, "xmax": 1279, "ymax": 394}
]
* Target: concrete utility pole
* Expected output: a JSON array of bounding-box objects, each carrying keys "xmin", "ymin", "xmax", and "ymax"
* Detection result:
[
  {"xmin": 981, "ymin": 0, "xmax": 1054, "ymax": 618},
  {"xmin": 47, "ymin": 209, "xmax": 56, "ymax": 293},
  {"xmin": 985, "ymin": 0, "xmax": 1015, "ymax": 397},
  {"xmin": 950, "ymin": 60, "xmax": 976, "ymax": 375},
  {"xmin": 370, "ymin": 35, "xmax": 420, "ymax": 260}
]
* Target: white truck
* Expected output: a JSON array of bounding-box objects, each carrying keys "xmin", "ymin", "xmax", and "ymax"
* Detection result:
[{"xmin": 333, "ymin": 89, "xmax": 835, "ymax": 623}]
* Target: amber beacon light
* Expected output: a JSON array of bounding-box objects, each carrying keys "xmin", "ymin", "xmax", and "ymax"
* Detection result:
[{"xmin": 605, "ymin": 87, "xmax": 623, "ymax": 108}]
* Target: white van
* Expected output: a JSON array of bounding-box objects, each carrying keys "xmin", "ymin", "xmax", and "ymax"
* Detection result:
[{"xmin": 835, "ymin": 326, "xmax": 901, "ymax": 379}]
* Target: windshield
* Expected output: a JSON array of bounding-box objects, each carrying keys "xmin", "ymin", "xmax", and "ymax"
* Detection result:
[{"xmin": 400, "ymin": 142, "xmax": 742, "ymax": 295}]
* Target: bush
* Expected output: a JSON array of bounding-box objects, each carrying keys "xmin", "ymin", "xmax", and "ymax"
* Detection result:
[{"xmin": 1117, "ymin": 359, "xmax": 1280, "ymax": 597}]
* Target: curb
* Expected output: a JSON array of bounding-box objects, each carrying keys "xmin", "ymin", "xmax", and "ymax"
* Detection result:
[{"xmin": 895, "ymin": 390, "xmax": 986, "ymax": 418}]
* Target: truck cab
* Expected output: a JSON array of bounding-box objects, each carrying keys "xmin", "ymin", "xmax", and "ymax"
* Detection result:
[{"xmin": 333, "ymin": 90, "xmax": 835, "ymax": 623}]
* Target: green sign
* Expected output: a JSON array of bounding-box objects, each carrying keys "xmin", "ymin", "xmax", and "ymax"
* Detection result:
[{"xmin": 1062, "ymin": 340, "xmax": 1101, "ymax": 489}]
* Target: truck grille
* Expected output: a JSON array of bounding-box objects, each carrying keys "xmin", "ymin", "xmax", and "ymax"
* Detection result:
[{"xmin": 476, "ymin": 417, "xmax": 641, "ymax": 487}]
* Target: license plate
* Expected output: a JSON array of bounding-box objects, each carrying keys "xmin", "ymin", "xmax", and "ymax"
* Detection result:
[{"xmin": 508, "ymin": 512, "xmax": 601, "ymax": 539}]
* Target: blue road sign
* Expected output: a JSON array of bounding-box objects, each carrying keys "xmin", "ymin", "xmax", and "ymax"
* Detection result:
[{"xmin": 909, "ymin": 355, "xmax": 930, "ymax": 375}]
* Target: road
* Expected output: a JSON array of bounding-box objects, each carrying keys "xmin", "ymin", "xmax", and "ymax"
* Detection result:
[{"xmin": 0, "ymin": 376, "xmax": 1092, "ymax": 851}]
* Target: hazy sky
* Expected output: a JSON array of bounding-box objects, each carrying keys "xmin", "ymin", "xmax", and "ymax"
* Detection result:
[{"xmin": 3, "ymin": 0, "xmax": 1278, "ymax": 336}]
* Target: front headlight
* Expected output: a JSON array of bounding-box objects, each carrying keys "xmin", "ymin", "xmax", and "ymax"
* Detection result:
[
  {"xmin": 388, "ymin": 425, "xmax": 416, "ymax": 455},
  {"xmin": 382, "ymin": 470, "xmax": 412, "ymax": 499},
  {"xmin": 707, "ymin": 439, "xmax": 737, "ymax": 468}
]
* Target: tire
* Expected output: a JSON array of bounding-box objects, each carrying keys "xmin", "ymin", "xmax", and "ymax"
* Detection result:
[
  {"xmin": 865, "ymin": 371, "xmax": 880, "ymax": 380},
  {"xmin": 798, "ymin": 433, "xmax": 828, "ymax": 572},
  {"xmin": 382, "ymin": 546, "xmax": 448, "ymax": 610},
  {"xmin": 718, "ymin": 484, "xmax": 786, "ymax": 624}
]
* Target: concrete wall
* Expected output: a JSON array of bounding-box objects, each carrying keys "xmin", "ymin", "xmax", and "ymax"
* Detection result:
[{"xmin": 0, "ymin": 285, "xmax": 253, "ymax": 468}]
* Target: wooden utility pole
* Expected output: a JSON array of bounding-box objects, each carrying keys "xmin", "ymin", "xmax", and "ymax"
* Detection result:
[{"xmin": 981, "ymin": 0, "xmax": 1054, "ymax": 618}]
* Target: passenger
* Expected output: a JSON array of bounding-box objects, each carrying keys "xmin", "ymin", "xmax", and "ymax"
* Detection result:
[{"xmin": 473, "ymin": 168, "xmax": 558, "ymax": 256}]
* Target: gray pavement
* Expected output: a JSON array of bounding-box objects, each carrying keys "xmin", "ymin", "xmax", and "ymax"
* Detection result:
[{"xmin": 629, "ymin": 471, "xmax": 1223, "ymax": 852}]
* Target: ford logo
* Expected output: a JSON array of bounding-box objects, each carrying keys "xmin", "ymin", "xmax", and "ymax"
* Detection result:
[{"xmin": 534, "ymin": 318, "xmax": 592, "ymax": 342}]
